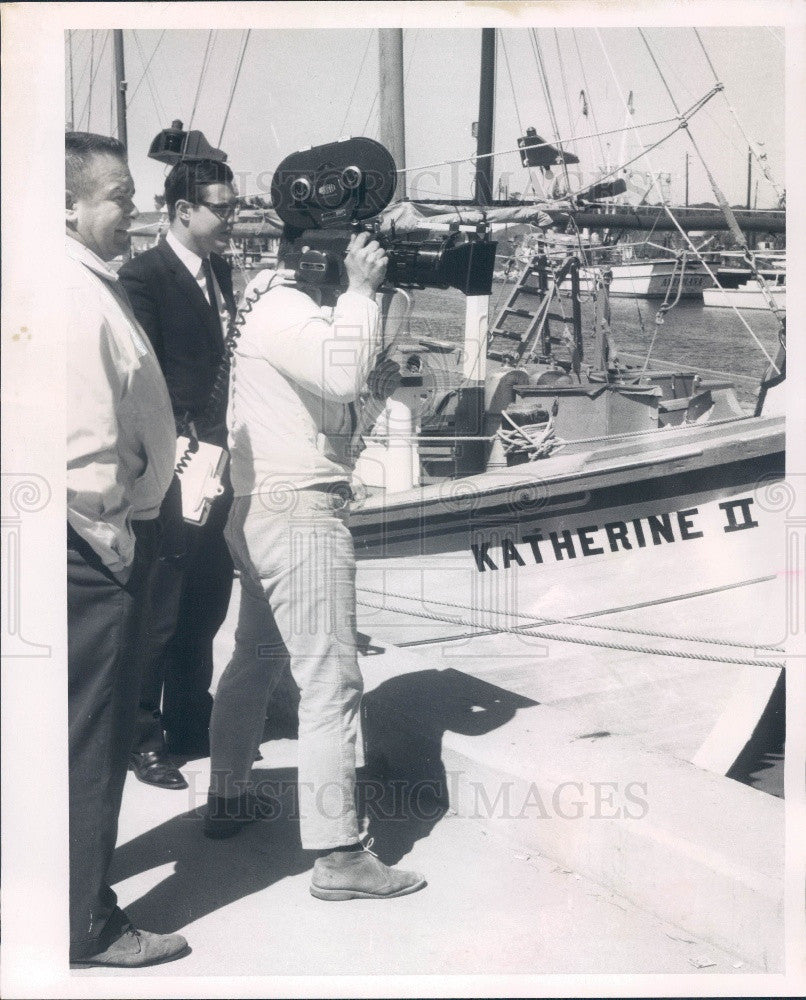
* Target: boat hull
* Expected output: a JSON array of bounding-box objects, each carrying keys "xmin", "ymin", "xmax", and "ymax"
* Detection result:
[
  {"xmin": 350, "ymin": 416, "xmax": 786, "ymax": 644},
  {"xmin": 557, "ymin": 260, "xmax": 714, "ymax": 298},
  {"xmin": 703, "ymin": 285, "xmax": 786, "ymax": 310}
]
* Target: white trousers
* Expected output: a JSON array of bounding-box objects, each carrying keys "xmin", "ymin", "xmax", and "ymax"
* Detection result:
[{"xmin": 210, "ymin": 489, "xmax": 362, "ymax": 849}]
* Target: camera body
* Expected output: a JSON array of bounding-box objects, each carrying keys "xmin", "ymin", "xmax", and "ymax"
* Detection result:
[{"xmin": 271, "ymin": 137, "xmax": 497, "ymax": 296}]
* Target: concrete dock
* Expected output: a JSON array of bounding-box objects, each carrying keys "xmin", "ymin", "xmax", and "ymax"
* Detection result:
[{"xmin": 76, "ymin": 577, "xmax": 786, "ymax": 980}]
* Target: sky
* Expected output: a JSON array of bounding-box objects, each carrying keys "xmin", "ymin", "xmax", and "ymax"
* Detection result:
[{"xmin": 64, "ymin": 25, "xmax": 786, "ymax": 213}]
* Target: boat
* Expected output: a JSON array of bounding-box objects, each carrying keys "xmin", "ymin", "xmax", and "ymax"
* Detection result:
[
  {"xmin": 64, "ymin": 23, "xmax": 790, "ymax": 971},
  {"xmin": 703, "ymin": 277, "xmax": 786, "ymax": 310},
  {"xmin": 335, "ymin": 27, "xmax": 787, "ymax": 773},
  {"xmin": 70, "ymin": 18, "xmax": 788, "ymax": 806},
  {"xmin": 703, "ymin": 249, "xmax": 786, "ymax": 309},
  {"xmin": 555, "ymin": 241, "xmax": 716, "ymax": 298},
  {"xmin": 712, "ymin": 248, "xmax": 786, "ymax": 288}
]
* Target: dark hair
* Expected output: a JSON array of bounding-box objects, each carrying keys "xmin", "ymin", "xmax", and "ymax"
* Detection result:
[
  {"xmin": 164, "ymin": 159, "xmax": 235, "ymax": 221},
  {"xmin": 65, "ymin": 131, "xmax": 127, "ymax": 198}
]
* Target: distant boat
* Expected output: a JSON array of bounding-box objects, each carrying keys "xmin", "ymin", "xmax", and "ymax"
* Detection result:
[
  {"xmin": 541, "ymin": 239, "xmax": 717, "ymax": 298},
  {"xmin": 703, "ymin": 278, "xmax": 786, "ymax": 310},
  {"xmin": 576, "ymin": 255, "xmax": 715, "ymax": 298}
]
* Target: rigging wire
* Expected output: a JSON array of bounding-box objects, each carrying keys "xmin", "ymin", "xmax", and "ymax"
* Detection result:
[
  {"xmin": 571, "ymin": 29, "xmax": 607, "ymax": 166},
  {"xmin": 554, "ymin": 28, "xmax": 578, "ymax": 158},
  {"xmin": 396, "ymin": 110, "xmax": 712, "ymax": 178},
  {"xmin": 127, "ymin": 29, "xmax": 166, "ymax": 109},
  {"xmin": 217, "ymin": 29, "xmax": 251, "ymax": 147},
  {"xmin": 131, "ymin": 30, "xmax": 167, "ymax": 127},
  {"xmin": 109, "ymin": 55, "xmax": 114, "ymax": 135},
  {"xmin": 339, "ymin": 30, "xmax": 374, "ymax": 138},
  {"xmin": 499, "ymin": 31, "xmax": 523, "ymax": 132},
  {"xmin": 545, "ymin": 29, "xmax": 592, "ymax": 265},
  {"xmin": 525, "ymin": 25, "xmax": 555, "ymax": 200},
  {"xmin": 362, "ymin": 91, "xmax": 379, "ymax": 136},
  {"xmin": 78, "ymin": 30, "xmax": 111, "ymax": 132},
  {"xmin": 693, "ymin": 27, "xmax": 784, "ymax": 200},
  {"xmin": 86, "ymin": 31, "xmax": 95, "ymax": 130},
  {"xmin": 67, "ymin": 30, "xmax": 76, "ymax": 127},
  {"xmin": 403, "ymin": 28, "xmax": 419, "ymax": 86},
  {"xmin": 362, "ymin": 29, "xmax": 419, "ymax": 143},
  {"xmin": 573, "ymin": 88, "xmax": 720, "ymax": 198},
  {"xmin": 639, "ymin": 27, "xmax": 784, "ymax": 330},
  {"xmin": 529, "ymin": 28, "xmax": 574, "ymax": 200},
  {"xmin": 500, "ymin": 32, "xmax": 543, "ymax": 199},
  {"xmin": 643, "ymin": 35, "xmax": 738, "ymax": 154},
  {"xmin": 70, "ymin": 32, "xmax": 94, "ymax": 104},
  {"xmin": 594, "ymin": 28, "xmax": 780, "ymax": 368},
  {"xmin": 188, "ymin": 30, "xmax": 215, "ymax": 131},
  {"xmin": 67, "ymin": 27, "xmax": 91, "ymax": 64}
]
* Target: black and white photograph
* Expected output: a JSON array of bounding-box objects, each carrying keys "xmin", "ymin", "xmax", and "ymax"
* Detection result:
[{"xmin": 2, "ymin": 1, "xmax": 805, "ymax": 996}]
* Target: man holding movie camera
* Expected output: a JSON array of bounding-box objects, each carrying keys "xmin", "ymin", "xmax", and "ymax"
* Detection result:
[{"xmin": 205, "ymin": 229, "xmax": 426, "ymax": 900}]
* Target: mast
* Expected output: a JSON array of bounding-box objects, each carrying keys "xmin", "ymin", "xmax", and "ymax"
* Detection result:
[
  {"xmin": 67, "ymin": 30, "xmax": 75, "ymax": 130},
  {"xmin": 746, "ymin": 147, "xmax": 752, "ymax": 210},
  {"xmin": 463, "ymin": 27, "xmax": 495, "ymax": 389},
  {"xmin": 113, "ymin": 29, "xmax": 128, "ymax": 149},
  {"xmin": 378, "ymin": 29, "xmax": 406, "ymax": 200},
  {"xmin": 474, "ymin": 28, "xmax": 496, "ymax": 205},
  {"xmin": 684, "ymin": 152, "xmax": 689, "ymax": 207}
]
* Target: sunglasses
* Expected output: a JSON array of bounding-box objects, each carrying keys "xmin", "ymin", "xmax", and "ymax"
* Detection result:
[{"xmin": 198, "ymin": 200, "xmax": 238, "ymax": 222}]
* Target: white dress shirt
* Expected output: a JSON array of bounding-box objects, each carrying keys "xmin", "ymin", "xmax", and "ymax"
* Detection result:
[{"xmin": 166, "ymin": 229, "xmax": 224, "ymax": 316}]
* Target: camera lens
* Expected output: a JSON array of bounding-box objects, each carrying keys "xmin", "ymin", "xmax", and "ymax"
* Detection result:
[
  {"xmin": 341, "ymin": 166, "xmax": 363, "ymax": 190},
  {"xmin": 290, "ymin": 177, "xmax": 312, "ymax": 202}
]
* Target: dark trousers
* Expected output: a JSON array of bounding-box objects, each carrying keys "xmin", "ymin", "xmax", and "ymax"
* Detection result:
[
  {"xmin": 133, "ymin": 473, "xmax": 234, "ymax": 752},
  {"xmin": 68, "ymin": 519, "xmax": 161, "ymax": 959}
]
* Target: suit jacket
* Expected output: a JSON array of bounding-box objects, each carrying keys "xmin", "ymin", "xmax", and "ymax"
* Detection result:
[{"xmin": 118, "ymin": 239, "xmax": 237, "ymax": 435}]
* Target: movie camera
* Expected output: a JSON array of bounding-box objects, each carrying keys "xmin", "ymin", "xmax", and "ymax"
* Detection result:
[
  {"xmin": 270, "ymin": 137, "xmax": 497, "ymax": 295},
  {"xmin": 147, "ymin": 125, "xmax": 497, "ymax": 295}
]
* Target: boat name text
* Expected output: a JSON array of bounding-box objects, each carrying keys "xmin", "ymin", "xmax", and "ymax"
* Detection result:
[{"xmin": 470, "ymin": 497, "xmax": 758, "ymax": 572}]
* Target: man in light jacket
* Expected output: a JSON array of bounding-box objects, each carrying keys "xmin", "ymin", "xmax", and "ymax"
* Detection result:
[
  {"xmin": 206, "ymin": 233, "xmax": 426, "ymax": 900},
  {"xmin": 65, "ymin": 131, "xmax": 188, "ymax": 966}
]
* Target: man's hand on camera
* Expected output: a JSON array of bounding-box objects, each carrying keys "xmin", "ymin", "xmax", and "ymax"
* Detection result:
[
  {"xmin": 367, "ymin": 357, "xmax": 402, "ymax": 400},
  {"xmin": 345, "ymin": 231, "xmax": 388, "ymax": 299}
]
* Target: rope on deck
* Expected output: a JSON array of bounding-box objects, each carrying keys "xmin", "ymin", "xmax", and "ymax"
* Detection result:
[{"xmin": 356, "ymin": 587, "xmax": 784, "ymax": 669}]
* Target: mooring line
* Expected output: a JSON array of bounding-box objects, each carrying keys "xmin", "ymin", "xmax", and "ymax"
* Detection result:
[{"xmin": 357, "ymin": 575, "xmax": 781, "ymax": 659}]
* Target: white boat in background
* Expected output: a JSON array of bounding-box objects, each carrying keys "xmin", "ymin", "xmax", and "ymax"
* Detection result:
[
  {"xmin": 526, "ymin": 237, "xmax": 717, "ymax": 299},
  {"xmin": 703, "ymin": 277, "xmax": 786, "ymax": 310},
  {"xmin": 578, "ymin": 255, "xmax": 714, "ymax": 298}
]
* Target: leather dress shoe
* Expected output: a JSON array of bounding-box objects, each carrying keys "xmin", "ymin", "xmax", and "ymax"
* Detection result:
[
  {"xmin": 71, "ymin": 922, "xmax": 188, "ymax": 968},
  {"xmin": 129, "ymin": 750, "xmax": 188, "ymax": 790}
]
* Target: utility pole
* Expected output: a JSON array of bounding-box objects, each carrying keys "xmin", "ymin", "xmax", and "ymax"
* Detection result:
[
  {"xmin": 474, "ymin": 28, "xmax": 496, "ymax": 205},
  {"xmin": 113, "ymin": 29, "xmax": 128, "ymax": 148},
  {"xmin": 378, "ymin": 29, "xmax": 406, "ymax": 200}
]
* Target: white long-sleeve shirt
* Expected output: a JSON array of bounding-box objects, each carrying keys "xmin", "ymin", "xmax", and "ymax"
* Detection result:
[
  {"xmin": 66, "ymin": 238, "xmax": 176, "ymax": 574},
  {"xmin": 227, "ymin": 272, "xmax": 382, "ymax": 495}
]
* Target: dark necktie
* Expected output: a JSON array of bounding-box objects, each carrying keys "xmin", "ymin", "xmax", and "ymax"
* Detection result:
[{"xmin": 201, "ymin": 257, "xmax": 218, "ymax": 312}]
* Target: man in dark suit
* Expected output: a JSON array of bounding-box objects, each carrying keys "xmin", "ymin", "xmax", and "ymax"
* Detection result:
[{"xmin": 119, "ymin": 158, "xmax": 238, "ymax": 788}]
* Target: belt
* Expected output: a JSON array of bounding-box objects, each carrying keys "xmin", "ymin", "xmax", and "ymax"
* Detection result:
[{"xmin": 301, "ymin": 481, "xmax": 353, "ymax": 506}]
